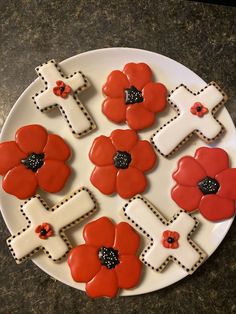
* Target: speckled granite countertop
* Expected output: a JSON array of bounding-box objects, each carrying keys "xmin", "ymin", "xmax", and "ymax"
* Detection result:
[{"xmin": 0, "ymin": 1, "xmax": 235, "ymax": 313}]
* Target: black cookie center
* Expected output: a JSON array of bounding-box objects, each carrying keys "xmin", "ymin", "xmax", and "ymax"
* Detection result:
[
  {"xmin": 21, "ymin": 153, "xmax": 45, "ymax": 172},
  {"xmin": 98, "ymin": 247, "xmax": 120, "ymax": 269},
  {"xmin": 60, "ymin": 86, "xmax": 65, "ymax": 92},
  {"xmin": 125, "ymin": 86, "xmax": 143, "ymax": 104},
  {"xmin": 40, "ymin": 229, "xmax": 47, "ymax": 236},
  {"xmin": 167, "ymin": 237, "xmax": 175, "ymax": 243},
  {"xmin": 198, "ymin": 176, "xmax": 220, "ymax": 195},
  {"xmin": 113, "ymin": 151, "xmax": 131, "ymax": 169}
]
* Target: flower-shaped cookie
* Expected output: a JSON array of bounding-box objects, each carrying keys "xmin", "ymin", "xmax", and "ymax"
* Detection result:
[
  {"xmin": 67, "ymin": 217, "xmax": 142, "ymax": 298},
  {"xmin": 89, "ymin": 129, "xmax": 157, "ymax": 198},
  {"xmin": 0, "ymin": 124, "xmax": 71, "ymax": 199},
  {"xmin": 102, "ymin": 63, "xmax": 167, "ymax": 130},
  {"xmin": 172, "ymin": 147, "xmax": 236, "ymax": 221}
]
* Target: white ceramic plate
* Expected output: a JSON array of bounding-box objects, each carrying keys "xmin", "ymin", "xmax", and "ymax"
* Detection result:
[{"xmin": 0, "ymin": 48, "xmax": 235, "ymax": 296}]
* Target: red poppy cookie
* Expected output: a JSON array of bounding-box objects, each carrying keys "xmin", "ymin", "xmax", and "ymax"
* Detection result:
[
  {"xmin": 0, "ymin": 124, "xmax": 71, "ymax": 199},
  {"xmin": 102, "ymin": 62, "xmax": 167, "ymax": 130},
  {"xmin": 89, "ymin": 129, "xmax": 157, "ymax": 198},
  {"xmin": 67, "ymin": 217, "xmax": 142, "ymax": 298},
  {"xmin": 172, "ymin": 147, "xmax": 236, "ymax": 221}
]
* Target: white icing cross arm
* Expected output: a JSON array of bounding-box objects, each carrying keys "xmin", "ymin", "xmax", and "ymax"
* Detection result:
[
  {"xmin": 7, "ymin": 187, "xmax": 97, "ymax": 264},
  {"xmin": 151, "ymin": 82, "xmax": 227, "ymax": 157},
  {"xmin": 32, "ymin": 59, "xmax": 96, "ymax": 137},
  {"xmin": 123, "ymin": 196, "xmax": 206, "ymax": 274}
]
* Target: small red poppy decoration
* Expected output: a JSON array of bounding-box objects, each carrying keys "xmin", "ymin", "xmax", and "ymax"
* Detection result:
[
  {"xmin": 53, "ymin": 80, "xmax": 72, "ymax": 98},
  {"xmin": 102, "ymin": 62, "xmax": 167, "ymax": 130},
  {"xmin": 162, "ymin": 230, "xmax": 179, "ymax": 249},
  {"xmin": 35, "ymin": 223, "xmax": 53, "ymax": 240},
  {"xmin": 89, "ymin": 129, "xmax": 157, "ymax": 199},
  {"xmin": 67, "ymin": 217, "xmax": 142, "ymax": 298},
  {"xmin": 190, "ymin": 102, "xmax": 208, "ymax": 117}
]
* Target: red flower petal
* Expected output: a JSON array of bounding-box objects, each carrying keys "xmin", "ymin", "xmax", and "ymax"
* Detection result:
[
  {"xmin": 90, "ymin": 165, "xmax": 117, "ymax": 195},
  {"xmin": 216, "ymin": 169, "xmax": 236, "ymax": 199},
  {"xmin": 53, "ymin": 87, "xmax": 61, "ymax": 96},
  {"xmin": 126, "ymin": 104, "xmax": 155, "ymax": 130},
  {"xmin": 172, "ymin": 231, "xmax": 180, "ymax": 240},
  {"xmin": 64, "ymin": 85, "xmax": 71, "ymax": 93},
  {"xmin": 0, "ymin": 141, "xmax": 26, "ymax": 176},
  {"xmin": 86, "ymin": 267, "xmax": 118, "ymax": 298},
  {"xmin": 42, "ymin": 223, "xmax": 50, "ymax": 231},
  {"xmin": 15, "ymin": 125, "xmax": 48, "ymax": 154},
  {"xmin": 123, "ymin": 63, "xmax": 152, "ymax": 91},
  {"xmin": 44, "ymin": 134, "xmax": 71, "ymax": 161},
  {"xmin": 171, "ymin": 185, "xmax": 202, "ymax": 212},
  {"xmin": 199, "ymin": 194, "xmax": 235, "ymax": 221},
  {"xmin": 130, "ymin": 140, "xmax": 157, "ymax": 172},
  {"xmin": 173, "ymin": 156, "xmax": 206, "ymax": 186},
  {"xmin": 46, "ymin": 230, "xmax": 53, "ymax": 237},
  {"xmin": 162, "ymin": 240, "xmax": 171, "ymax": 248},
  {"xmin": 195, "ymin": 147, "xmax": 229, "ymax": 177},
  {"xmin": 110, "ymin": 129, "xmax": 138, "ymax": 152},
  {"xmin": 163, "ymin": 230, "xmax": 172, "ymax": 238},
  {"xmin": 171, "ymin": 241, "xmax": 179, "ymax": 249},
  {"xmin": 89, "ymin": 136, "xmax": 115, "ymax": 166},
  {"xmin": 36, "ymin": 160, "xmax": 70, "ymax": 193},
  {"xmin": 56, "ymin": 80, "xmax": 64, "ymax": 87},
  {"xmin": 39, "ymin": 234, "xmax": 48, "ymax": 240},
  {"xmin": 115, "ymin": 255, "xmax": 142, "ymax": 289},
  {"xmin": 142, "ymin": 82, "xmax": 167, "ymax": 113},
  {"xmin": 113, "ymin": 222, "xmax": 140, "ymax": 255},
  {"xmin": 35, "ymin": 225, "xmax": 42, "ymax": 233},
  {"xmin": 67, "ymin": 244, "xmax": 101, "ymax": 282},
  {"xmin": 116, "ymin": 167, "xmax": 147, "ymax": 199},
  {"xmin": 102, "ymin": 98, "xmax": 127, "ymax": 123},
  {"xmin": 2, "ymin": 165, "xmax": 38, "ymax": 199},
  {"xmin": 102, "ymin": 70, "xmax": 129, "ymax": 98},
  {"xmin": 83, "ymin": 217, "xmax": 115, "ymax": 248}
]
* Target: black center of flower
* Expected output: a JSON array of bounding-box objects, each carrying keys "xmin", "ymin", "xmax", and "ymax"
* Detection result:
[
  {"xmin": 21, "ymin": 153, "xmax": 45, "ymax": 172},
  {"xmin": 60, "ymin": 86, "xmax": 65, "ymax": 92},
  {"xmin": 98, "ymin": 247, "xmax": 120, "ymax": 269},
  {"xmin": 198, "ymin": 176, "xmax": 220, "ymax": 195},
  {"xmin": 113, "ymin": 151, "xmax": 131, "ymax": 169},
  {"xmin": 167, "ymin": 237, "xmax": 175, "ymax": 243},
  {"xmin": 196, "ymin": 106, "xmax": 202, "ymax": 112},
  {"xmin": 125, "ymin": 86, "xmax": 143, "ymax": 104},
  {"xmin": 40, "ymin": 229, "xmax": 47, "ymax": 236}
]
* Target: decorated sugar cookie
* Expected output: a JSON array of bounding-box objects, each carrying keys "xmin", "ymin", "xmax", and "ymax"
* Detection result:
[
  {"xmin": 102, "ymin": 62, "xmax": 167, "ymax": 130},
  {"xmin": 0, "ymin": 124, "xmax": 71, "ymax": 199},
  {"xmin": 67, "ymin": 217, "xmax": 142, "ymax": 298},
  {"xmin": 7, "ymin": 188, "xmax": 97, "ymax": 263},
  {"xmin": 151, "ymin": 82, "xmax": 228, "ymax": 157},
  {"xmin": 89, "ymin": 129, "xmax": 157, "ymax": 198},
  {"xmin": 32, "ymin": 59, "xmax": 96, "ymax": 137},
  {"xmin": 123, "ymin": 196, "xmax": 206, "ymax": 274},
  {"xmin": 172, "ymin": 147, "xmax": 236, "ymax": 221}
]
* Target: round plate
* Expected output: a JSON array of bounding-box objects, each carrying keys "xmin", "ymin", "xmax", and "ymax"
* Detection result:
[{"xmin": 0, "ymin": 48, "xmax": 235, "ymax": 296}]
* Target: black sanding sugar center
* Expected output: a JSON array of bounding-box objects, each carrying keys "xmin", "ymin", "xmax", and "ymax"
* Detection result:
[
  {"xmin": 98, "ymin": 247, "xmax": 120, "ymax": 269},
  {"xmin": 21, "ymin": 152, "xmax": 45, "ymax": 172},
  {"xmin": 198, "ymin": 176, "xmax": 220, "ymax": 195},
  {"xmin": 125, "ymin": 86, "xmax": 143, "ymax": 104},
  {"xmin": 113, "ymin": 151, "xmax": 131, "ymax": 169}
]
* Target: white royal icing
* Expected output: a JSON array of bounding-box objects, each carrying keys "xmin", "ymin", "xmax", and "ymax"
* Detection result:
[
  {"xmin": 123, "ymin": 196, "xmax": 206, "ymax": 274},
  {"xmin": 33, "ymin": 59, "xmax": 96, "ymax": 137},
  {"xmin": 7, "ymin": 188, "xmax": 97, "ymax": 263},
  {"xmin": 151, "ymin": 82, "xmax": 227, "ymax": 157}
]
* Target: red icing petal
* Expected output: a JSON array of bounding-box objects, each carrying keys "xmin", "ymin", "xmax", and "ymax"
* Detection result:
[
  {"xmin": 123, "ymin": 63, "xmax": 152, "ymax": 91},
  {"xmin": 142, "ymin": 82, "xmax": 167, "ymax": 113},
  {"xmin": 64, "ymin": 85, "xmax": 71, "ymax": 93},
  {"xmin": 53, "ymin": 87, "xmax": 61, "ymax": 96},
  {"xmin": 102, "ymin": 98, "xmax": 127, "ymax": 123},
  {"xmin": 115, "ymin": 255, "xmax": 142, "ymax": 289},
  {"xmin": 90, "ymin": 165, "xmax": 117, "ymax": 195},
  {"xmin": 67, "ymin": 244, "xmax": 101, "ymax": 282},
  {"xmin": 0, "ymin": 141, "xmax": 26, "ymax": 176},
  {"xmin": 126, "ymin": 104, "xmax": 155, "ymax": 130},
  {"xmin": 42, "ymin": 223, "xmax": 50, "ymax": 231},
  {"xmin": 89, "ymin": 136, "xmax": 115, "ymax": 166},
  {"xmin": 171, "ymin": 185, "xmax": 202, "ymax": 212},
  {"xmin": 172, "ymin": 231, "xmax": 180, "ymax": 240},
  {"xmin": 44, "ymin": 134, "xmax": 71, "ymax": 161},
  {"xmin": 2, "ymin": 165, "xmax": 38, "ymax": 199},
  {"xmin": 56, "ymin": 80, "xmax": 64, "ymax": 87},
  {"xmin": 199, "ymin": 194, "xmax": 235, "ymax": 221},
  {"xmin": 86, "ymin": 267, "xmax": 118, "ymax": 298},
  {"xmin": 35, "ymin": 225, "xmax": 41, "ymax": 233},
  {"xmin": 216, "ymin": 169, "xmax": 236, "ymax": 199},
  {"xmin": 113, "ymin": 222, "xmax": 140, "ymax": 255},
  {"xmin": 46, "ymin": 230, "xmax": 53, "ymax": 237},
  {"xmin": 36, "ymin": 160, "xmax": 70, "ymax": 193},
  {"xmin": 102, "ymin": 70, "xmax": 129, "ymax": 98},
  {"xmin": 173, "ymin": 156, "xmax": 206, "ymax": 186},
  {"xmin": 15, "ymin": 125, "xmax": 48, "ymax": 154},
  {"xmin": 195, "ymin": 147, "xmax": 229, "ymax": 177},
  {"xmin": 163, "ymin": 230, "xmax": 172, "ymax": 238},
  {"xmin": 171, "ymin": 241, "xmax": 179, "ymax": 249},
  {"xmin": 130, "ymin": 140, "xmax": 157, "ymax": 172},
  {"xmin": 162, "ymin": 240, "xmax": 171, "ymax": 248},
  {"xmin": 110, "ymin": 129, "xmax": 138, "ymax": 152},
  {"xmin": 116, "ymin": 167, "xmax": 147, "ymax": 199}
]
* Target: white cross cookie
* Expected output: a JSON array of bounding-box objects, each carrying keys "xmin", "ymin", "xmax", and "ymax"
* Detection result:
[
  {"xmin": 32, "ymin": 59, "xmax": 96, "ymax": 137},
  {"xmin": 7, "ymin": 188, "xmax": 97, "ymax": 263},
  {"xmin": 151, "ymin": 82, "xmax": 228, "ymax": 157},
  {"xmin": 123, "ymin": 196, "xmax": 206, "ymax": 274}
]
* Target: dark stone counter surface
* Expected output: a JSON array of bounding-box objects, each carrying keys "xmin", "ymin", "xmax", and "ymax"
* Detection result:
[{"xmin": 0, "ymin": 1, "xmax": 235, "ymax": 313}]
